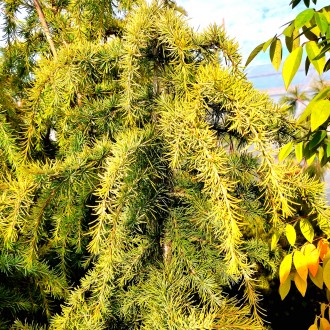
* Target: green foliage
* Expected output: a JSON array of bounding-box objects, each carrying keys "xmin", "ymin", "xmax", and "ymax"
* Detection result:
[
  {"xmin": 0, "ymin": 0, "xmax": 329, "ymax": 329},
  {"xmin": 247, "ymin": 0, "xmax": 330, "ymax": 166}
]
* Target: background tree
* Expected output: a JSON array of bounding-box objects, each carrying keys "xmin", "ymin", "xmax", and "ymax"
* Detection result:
[
  {"xmin": 279, "ymin": 85, "xmax": 309, "ymax": 115},
  {"xmin": 247, "ymin": 0, "xmax": 330, "ymax": 166},
  {"xmin": 0, "ymin": 0, "xmax": 330, "ymax": 329}
]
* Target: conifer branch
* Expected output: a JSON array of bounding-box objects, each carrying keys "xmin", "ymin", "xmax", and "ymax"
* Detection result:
[
  {"xmin": 1, "ymin": 1, "xmax": 330, "ymax": 328},
  {"xmin": 33, "ymin": 0, "xmax": 58, "ymax": 59}
]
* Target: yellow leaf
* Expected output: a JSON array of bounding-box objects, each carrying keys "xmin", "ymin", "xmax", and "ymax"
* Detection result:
[
  {"xmin": 321, "ymin": 7, "xmax": 330, "ymax": 22},
  {"xmin": 318, "ymin": 239, "xmax": 329, "ymax": 260},
  {"xmin": 263, "ymin": 36, "xmax": 275, "ymax": 52},
  {"xmin": 278, "ymin": 142, "xmax": 293, "ymax": 162},
  {"xmin": 310, "ymin": 100, "xmax": 330, "ymax": 132},
  {"xmin": 303, "ymin": 243, "xmax": 320, "ymax": 277},
  {"xmin": 271, "ymin": 232, "xmax": 281, "ymax": 251},
  {"xmin": 305, "ymin": 19, "xmax": 321, "ymax": 37},
  {"xmin": 310, "ymin": 265, "xmax": 323, "ymax": 289},
  {"xmin": 294, "ymin": 250, "xmax": 308, "ymax": 281},
  {"xmin": 306, "ymin": 41, "xmax": 326, "ymax": 74},
  {"xmin": 308, "ymin": 324, "xmax": 318, "ymax": 330},
  {"xmin": 298, "ymin": 88, "xmax": 330, "ymax": 124},
  {"xmin": 324, "ymin": 250, "xmax": 330, "ymax": 267},
  {"xmin": 300, "ymin": 218, "xmax": 314, "ymax": 243},
  {"xmin": 295, "ymin": 142, "xmax": 304, "ymax": 162},
  {"xmin": 279, "ymin": 253, "xmax": 293, "ymax": 284},
  {"xmin": 323, "ymin": 258, "xmax": 330, "ymax": 291},
  {"xmin": 327, "ymin": 288, "xmax": 330, "ymax": 303},
  {"xmin": 321, "ymin": 303, "xmax": 327, "ymax": 318},
  {"xmin": 306, "ymin": 152, "xmax": 316, "ymax": 166},
  {"xmin": 292, "ymin": 28, "xmax": 300, "ymax": 51},
  {"xmin": 282, "ymin": 46, "xmax": 303, "ymax": 90},
  {"xmin": 279, "ymin": 276, "xmax": 291, "ymax": 300},
  {"xmin": 285, "ymin": 224, "xmax": 296, "ymax": 246},
  {"xmin": 294, "ymin": 271, "xmax": 307, "ymax": 297},
  {"xmin": 270, "ymin": 38, "xmax": 282, "ymax": 71},
  {"xmin": 320, "ymin": 317, "xmax": 330, "ymax": 330}
]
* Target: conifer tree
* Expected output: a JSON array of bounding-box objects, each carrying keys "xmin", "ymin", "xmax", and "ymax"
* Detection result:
[{"xmin": 0, "ymin": 0, "xmax": 329, "ymax": 329}]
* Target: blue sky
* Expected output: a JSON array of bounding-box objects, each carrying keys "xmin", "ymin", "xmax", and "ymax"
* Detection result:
[
  {"xmin": 3, "ymin": 0, "xmax": 328, "ymax": 65},
  {"xmin": 176, "ymin": 0, "xmax": 329, "ymax": 65}
]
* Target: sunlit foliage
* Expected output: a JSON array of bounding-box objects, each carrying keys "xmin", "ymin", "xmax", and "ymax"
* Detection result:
[{"xmin": 0, "ymin": 0, "xmax": 329, "ymax": 329}]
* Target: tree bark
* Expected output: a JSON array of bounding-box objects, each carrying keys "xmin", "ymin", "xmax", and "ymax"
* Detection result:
[{"xmin": 33, "ymin": 0, "xmax": 57, "ymax": 59}]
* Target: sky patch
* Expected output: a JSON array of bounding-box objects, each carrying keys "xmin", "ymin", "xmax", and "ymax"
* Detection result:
[{"xmin": 177, "ymin": 0, "xmax": 329, "ymax": 65}]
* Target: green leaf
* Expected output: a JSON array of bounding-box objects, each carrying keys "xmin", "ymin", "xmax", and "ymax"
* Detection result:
[
  {"xmin": 306, "ymin": 41, "xmax": 326, "ymax": 74},
  {"xmin": 295, "ymin": 9, "xmax": 315, "ymax": 29},
  {"xmin": 298, "ymin": 106, "xmax": 312, "ymax": 124},
  {"xmin": 282, "ymin": 46, "xmax": 303, "ymax": 89},
  {"xmin": 286, "ymin": 224, "xmax": 296, "ymax": 246},
  {"xmin": 321, "ymin": 148, "xmax": 328, "ymax": 166},
  {"xmin": 308, "ymin": 130, "xmax": 327, "ymax": 150},
  {"xmin": 245, "ymin": 42, "xmax": 264, "ymax": 66},
  {"xmin": 319, "ymin": 146, "xmax": 325, "ymax": 161},
  {"xmin": 320, "ymin": 6, "xmax": 330, "ymax": 21},
  {"xmin": 313, "ymin": 86, "xmax": 330, "ymax": 102},
  {"xmin": 310, "ymin": 100, "xmax": 330, "ymax": 132},
  {"xmin": 285, "ymin": 35, "xmax": 293, "ymax": 53},
  {"xmin": 263, "ymin": 36, "xmax": 276, "ymax": 52},
  {"xmin": 300, "ymin": 218, "xmax": 314, "ymax": 243},
  {"xmin": 297, "ymin": 87, "xmax": 330, "ymax": 123},
  {"xmin": 283, "ymin": 23, "xmax": 295, "ymax": 37},
  {"xmin": 293, "ymin": 28, "xmax": 301, "ymax": 48},
  {"xmin": 302, "ymin": 24, "xmax": 318, "ymax": 41},
  {"xmin": 295, "ymin": 142, "xmax": 304, "ymax": 162},
  {"xmin": 292, "ymin": 28, "xmax": 301, "ymax": 51},
  {"xmin": 291, "ymin": 0, "xmax": 301, "ymax": 9},
  {"xmin": 305, "ymin": 56, "xmax": 311, "ymax": 75},
  {"xmin": 278, "ymin": 141, "xmax": 293, "ymax": 161},
  {"xmin": 314, "ymin": 43, "xmax": 330, "ymax": 61},
  {"xmin": 315, "ymin": 12, "xmax": 328, "ymax": 34},
  {"xmin": 325, "ymin": 58, "xmax": 330, "ymax": 72},
  {"xmin": 303, "ymin": 0, "xmax": 310, "ymax": 7},
  {"xmin": 327, "ymin": 143, "xmax": 330, "ymax": 158},
  {"xmin": 269, "ymin": 38, "xmax": 282, "ymax": 71}
]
